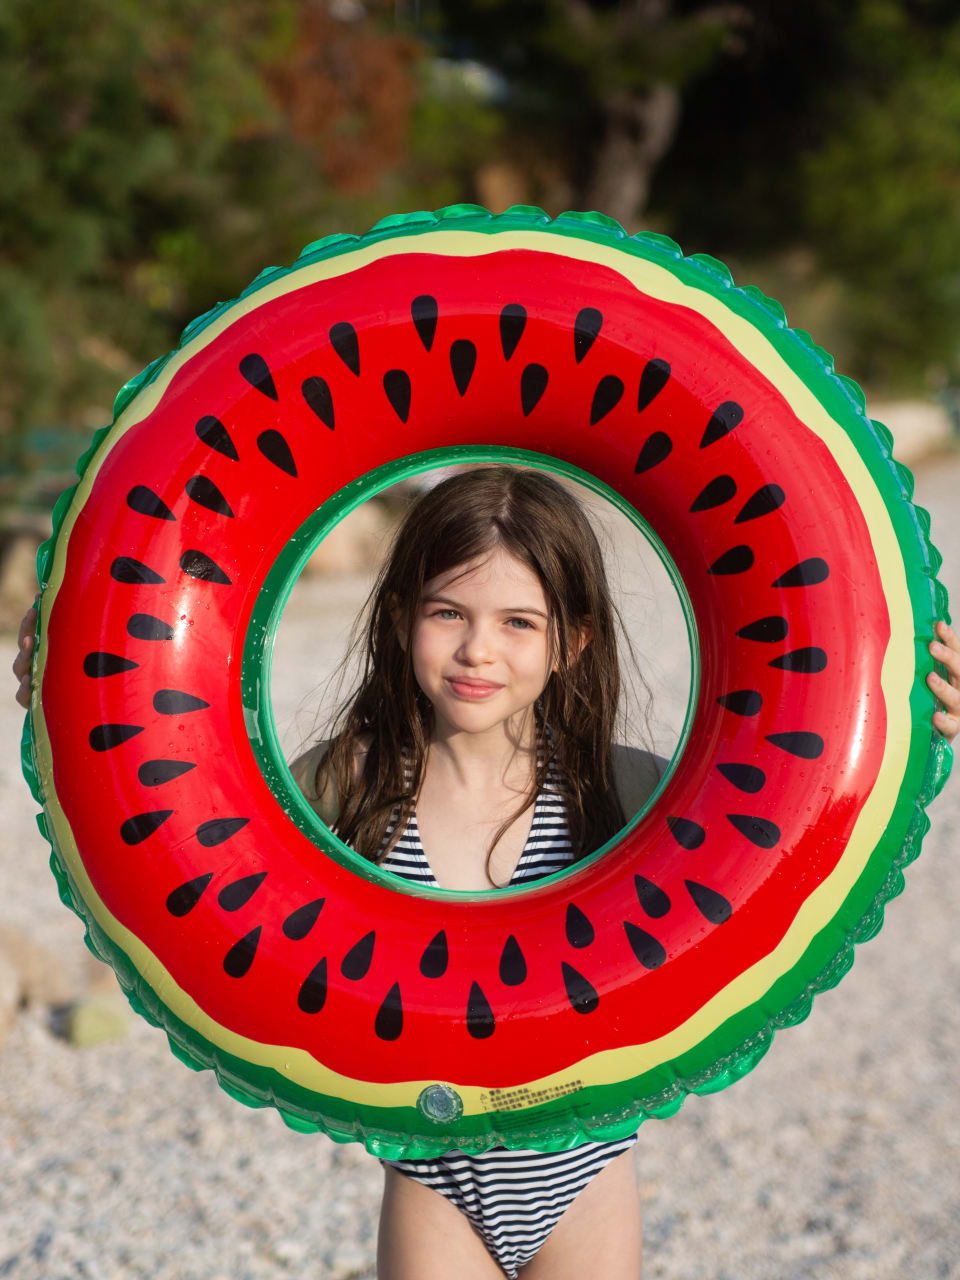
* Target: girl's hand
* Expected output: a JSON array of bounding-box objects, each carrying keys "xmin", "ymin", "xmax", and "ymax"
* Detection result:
[
  {"xmin": 928, "ymin": 620, "xmax": 960, "ymax": 744},
  {"xmin": 13, "ymin": 605, "xmax": 37, "ymax": 709}
]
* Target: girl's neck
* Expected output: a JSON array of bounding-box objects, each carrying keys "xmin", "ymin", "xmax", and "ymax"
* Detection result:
[{"xmin": 426, "ymin": 712, "xmax": 540, "ymax": 791}]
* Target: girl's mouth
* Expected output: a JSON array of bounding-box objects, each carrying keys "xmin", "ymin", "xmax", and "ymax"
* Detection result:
[{"xmin": 446, "ymin": 678, "xmax": 503, "ymax": 700}]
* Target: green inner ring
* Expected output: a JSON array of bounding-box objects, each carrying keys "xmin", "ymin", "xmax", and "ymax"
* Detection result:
[{"xmin": 241, "ymin": 445, "xmax": 700, "ymax": 898}]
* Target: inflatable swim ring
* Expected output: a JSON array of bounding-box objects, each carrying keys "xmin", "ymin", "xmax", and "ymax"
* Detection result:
[{"xmin": 22, "ymin": 205, "xmax": 951, "ymax": 1157}]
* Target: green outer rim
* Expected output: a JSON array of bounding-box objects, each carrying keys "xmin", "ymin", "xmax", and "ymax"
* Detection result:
[
  {"xmin": 22, "ymin": 203, "xmax": 954, "ymax": 1155},
  {"xmin": 243, "ymin": 444, "xmax": 699, "ymax": 899}
]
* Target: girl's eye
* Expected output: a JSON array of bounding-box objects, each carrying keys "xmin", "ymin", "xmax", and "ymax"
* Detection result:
[{"xmin": 430, "ymin": 609, "xmax": 533, "ymax": 630}]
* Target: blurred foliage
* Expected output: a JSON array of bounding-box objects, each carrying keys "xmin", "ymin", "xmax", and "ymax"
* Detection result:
[
  {"xmin": 653, "ymin": 0, "xmax": 960, "ymax": 388},
  {"xmin": 2, "ymin": 0, "xmax": 959, "ymax": 484},
  {"xmin": 0, "ymin": 0, "xmax": 497, "ymax": 477}
]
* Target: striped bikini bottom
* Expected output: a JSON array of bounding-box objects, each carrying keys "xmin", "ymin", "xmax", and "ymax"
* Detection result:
[{"xmin": 383, "ymin": 1134, "xmax": 638, "ymax": 1277}]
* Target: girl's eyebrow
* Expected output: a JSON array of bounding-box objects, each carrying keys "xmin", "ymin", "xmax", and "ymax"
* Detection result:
[{"xmin": 423, "ymin": 594, "xmax": 548, "ymax": 619}]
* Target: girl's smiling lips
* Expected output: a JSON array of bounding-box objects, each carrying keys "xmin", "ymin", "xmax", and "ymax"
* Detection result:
[{"xmin": 445, "ymin": 675, "xmax": 504, "ymax": 698}]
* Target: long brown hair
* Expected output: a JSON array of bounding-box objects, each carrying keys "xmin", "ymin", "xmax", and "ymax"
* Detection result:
[{"xmin": 316, "ymin": 464, "xmax": 631, "ymax": 883}]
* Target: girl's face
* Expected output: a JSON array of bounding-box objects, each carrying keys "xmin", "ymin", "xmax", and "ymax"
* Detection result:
[{"xmin": 403, "ymin": 546, "xmax": 560, "ymax": 743}]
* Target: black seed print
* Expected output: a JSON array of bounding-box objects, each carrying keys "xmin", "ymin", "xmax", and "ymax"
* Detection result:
[
  {"xmin": 239, "ymin": 353, "xmax": 278, "ymax": 400},
  {"xmin": 180, "ymin": 550, "xmax": 231, "ymax": 584},
  {"xmin": 195, "ymin": 416, "xmax": 239, "ymax": 461},
  {"xmin": 302, "ymin": 376, "xmax": 335, "ymax": 430},
  {"xmin": 298, "ymin": 958, "xmax": 327, "ymax": 1014},
  {"xmin": 329, "ymin": 321, "xmax": 360, "ymax": 375},
  {"xmin": 499, "ymin": 935, "xmax": 527, "ymax": 986},
  {"xmin": 667, "ymin": 816, "xmax": 706, "ymax": 850},
  {"xmin": 257, "ymin": 430, "xmax": 297, "ymax": 477},
  {"xmin": 520, "ymin": 363, "xmax": 548, "ymax": 416},
  {"xmin": 218, "ymin": 872, "xmax": 267, "ymax": 911},
  {"xmin": 450, "ymin": 339, "xmax": 476, "ymax": 395},
  {"xmin": 375, "ymin": 983, "xmax": 404, "ymax": 1041},
  {"xmin": 690, "ymin": 475, "xmax": 737, "ymax": 512},
  {"xmin": 341, "ymin": 930, "xmax": 376, "ymax": 980},
  {"xmin": 685, "ymin": 880, "xmax": 732, "ymax": 925},
  {"xmin": 420, "ymin": 930, "xmax": 448, "ymax": 979},
  {"xmin": 708, "ymin": 545, "xmax": 754, "ymax": 575},
  {"xmin": 111, "ymin": 556, "xmax": 165, "ymax": 585},
  {"xmin": 717, "ymin": 763, "xmax": 766, "ymax": 794},
  {"xmin": 770, "ymin": 647, "xmax": 828, "ymax": 674},
  {"xmin": 83, "ymin": 652, "xmax": 138, "ymax": 677},
  {"xmin": 766, "ymin": 731, "xmax": 824, "ymax": 759},
  {"xmin": 565, "ymin": 904, "xmax": 595, "ymax": 948},
  {"xmin": 166, "ymin": 873, "xmax": 213, "ymax": 917},
  {"xmin": 727, "ymin": 814, "xmax": 781, "ymax": 848},
  {"xmin": 411, "ymin": 295, "xmax": 438, "ymax": 351},
  {"xmin": 624, "ymin": 921, "xmax": 667, "ymax": 969},
  {"xmin": 153, "ymin": 689, "xmax": 210, "ymax": 714},
  {"xmin": 735, "ymin": 484, "xmax": 785, "ymax": 523},
  {"xmin": 223, "ymin": 926, "xmax": 261, "ymax": 978},
  {"xmin": 736, "ymin": 616, "xmax": 789, "ymax": 643},
  {"xmin": 127, "ymin": 486, "xmax": 175, "ymax": 522},
  {"xmin": 196, "ymin": 817, "xmax": 249, "ymax": 847},
  {"xmin": 717, "ymin": 689, "xmax": 762, "ymax": 717},
  {"xmin": 562, "ymin": 962, "xmax": 599, "ymax": 1014},
  {"xmin": 574, "ymin": 307, "xmax": 603, "ymax": 363},
  {"xmin": 128, "ymin": 614, "xmax": 174, "ymax": 642},
  {"xmin": 89, "ymin": 723, "xmax": 143, "ymax": 751},
  {"xmin": 467, "ymin": 982, "xmax": 495, "ymax": 1039},
  {"xmin": 590, "ymin": 375, "xmax": 624, "ymax": 425},
  {"xmin": 500, "ymin": 303, "xmax": 526, "ymax": 360},
  {"xmin": 634, "ymin": 431, "xmax": 672, "ymax": 473},
  {"xmin": 634, "ymin": 874, "xmax": 671, "ymax": 919},
  {"xmin": 637, "ymin": 358, "xmax": 671, "ymax": 412},
  {"xmin": 700, "ymin": 401, "xmax": 744, "ymax": 448},
  {"xmin": 383, "ymin": 369, "xmax": 412, "ymax": 422},
  {"xmin": 186, "ymin": 476, "xmax": 234, "ymax": 518},
  {"xmin": 137, "ymin": 759, "xmax": 196, "ymax": 787},
  {"xmin": 772, "ymin": 558, "xmax": 830, "ymax": 588},
  {"xmin": 283, "ymin": 898, "xmax": 325, "ymax": 940},
  {"xmin": 120, "ymin": 810, "xmax": 173, "ymax": 845}
]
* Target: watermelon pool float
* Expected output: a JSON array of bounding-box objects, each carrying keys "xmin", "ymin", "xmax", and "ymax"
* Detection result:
[{"xmin": 23, "ymin": 205, "xmax": 951, "ymax": 1157}]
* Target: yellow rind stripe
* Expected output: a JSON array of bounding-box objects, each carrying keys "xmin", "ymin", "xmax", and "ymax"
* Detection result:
[{"xmin": 32, "ymin": 229, "xmax": 912, "ymax": 1115}]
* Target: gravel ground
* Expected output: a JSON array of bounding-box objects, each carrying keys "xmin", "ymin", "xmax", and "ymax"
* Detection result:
[{"xmin": 1, "ymin": 458, "xmax": 958, "ymax": 1280}]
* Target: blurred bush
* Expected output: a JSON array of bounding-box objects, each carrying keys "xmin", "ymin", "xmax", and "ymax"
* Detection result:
[{"xmin": 1, "ymin": 0, "xmax": 958, "ymax": 495}]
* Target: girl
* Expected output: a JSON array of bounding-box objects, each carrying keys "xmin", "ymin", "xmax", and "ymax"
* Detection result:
[
  {"xmin": 12, "ymin": 464, "xmax": 960, "ymax": 1279},
  {"xmin": 288, "ymin": 464, "xmax": 658, "ymax": 1279}
]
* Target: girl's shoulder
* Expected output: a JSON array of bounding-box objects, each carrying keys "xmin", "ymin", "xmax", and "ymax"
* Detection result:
[
  {"xmin": 289, "ymin": 735, "xmax": 664, "ymax": 826},
  {"xmin": 610, "ymin": 743, "xmax": 668, "ymax": 816},
  {"xmin": 288, "ymin": 732, "xmax": 372, "ymax": 825}
]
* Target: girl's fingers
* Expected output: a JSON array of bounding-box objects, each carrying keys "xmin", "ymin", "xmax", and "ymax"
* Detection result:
[
  {"xmin": 13, "ymin": 605, "xmax": 38, "ymax": 704},
  {"xmin": 15, "ymin": 673, "xmax": 31, "ymax": 709},
  {"xmin": 17, "ymin": 605, "xmax": 37, "ymax": 648},
  {"xmin": 930, "ymin": 624, "xmax": 960, "ymax": 683},
  {"xmin": 12, "ymin": 632, "xmax": 33, "ymax": 679},
  {"xmin": 933, "ymin": 709, "xmax": 959, "ymax": 744},
  {"xmin": 928, "ymin": 669, "xmax": 960, "ymax": 710},
  {"xmin": 929, "ymin": 622, "xmax": 960, "ymax": 744}
]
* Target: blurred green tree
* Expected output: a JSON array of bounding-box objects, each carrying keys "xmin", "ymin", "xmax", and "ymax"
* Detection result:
[
  {"xmin": 425, "ymin": 0, "xmax": 748, "ymax": 224},
  {"xmin": 3, "ymin": 0, "xmax": 959, "ymax": 486},
  {"xmin": 0, "ymin": 0, "xmax": 489, "ymax": 478},
  {"xmin": 651, "ymin": 0, "xmax": 960, "ymax": 387}
]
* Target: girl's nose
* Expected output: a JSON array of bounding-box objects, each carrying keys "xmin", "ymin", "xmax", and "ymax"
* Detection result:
[{"xmin": 456, "ymin": 622, "xmax": 495, "ymax": 665}]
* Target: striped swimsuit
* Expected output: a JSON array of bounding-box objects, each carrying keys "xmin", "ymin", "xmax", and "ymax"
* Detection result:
[{"xmin": 379, "ymin": 759, "xmax": 638, "ymax": 1277}]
